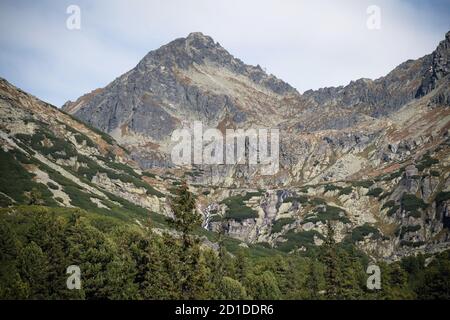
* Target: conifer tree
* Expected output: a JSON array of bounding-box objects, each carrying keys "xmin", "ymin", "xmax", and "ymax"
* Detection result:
[
  {"xmin": 168, "ymin": 180, "xmax": 204, "ymax": 299},
  {"xmin": 322, "ymin": 221, "xmax": 340, "ymax": 299}
]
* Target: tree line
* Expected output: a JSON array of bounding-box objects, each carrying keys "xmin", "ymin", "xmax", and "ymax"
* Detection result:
[{"xmin": 0, "ymin": 182, "xmax": 449, "ymax": 299}]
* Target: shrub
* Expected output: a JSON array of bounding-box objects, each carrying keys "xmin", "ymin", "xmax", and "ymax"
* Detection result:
[
  {"xmin": 324, "ymin": 184, "xmax": 341, "ymax": 192},
  {"xmin": 401, "ymin": 194, "xmax": 427, "ymax": 217},
  {"xmin": 305, "ymin": 205, "xmax": 350, "ymax": 224},
  {"xmin": 347, "ymin": 223, "xmax": 380, "ymax": 243},
  {"xmin": 0, "ymin": 149, "xmax": 56, "ymax": 206},
  {"xmin": 367, "ymin": 187, "xmax": 383, "ymax": 198},
  {"xmin": 284, "ymin": 195, "xmax": 308, "ymax": 204},
  {"xmin": 221, "ymin": 193, "xmax": 260, "ymax": 222},
  {"xmin": 430, "ymin": 170, "xmax": 440, "ymax": 177},
  {"xmin": 46, "ymin": 182, "xmax": 59, "ymax": 190},
  {"xmin": 309, "ymin": 198, "xmax": 326, "ymax": 206},
  {"xmin": 272, "ymin": 218, "xmax": 295, "ymax": 233},
  {"xmin": 399, "ymin": 225, "xmax": 421, "ymax": 237},
  {"xmin": 352, "ymin": 180, "xmax": 374, "ymax": 188},
  {"xmin": 338, "ymin": 186, "xmax": 353, "ymax": 195},
  {"xmin": 416, "ymin": 154, "xmax": 439, "ymax": 172},
  {"xmin": 435, "ymin": 191, "xmax": 450, "ymax": 204},
  {"xmin": 277, "ymin": 230, "xmax": 324, "ymax": 252}
]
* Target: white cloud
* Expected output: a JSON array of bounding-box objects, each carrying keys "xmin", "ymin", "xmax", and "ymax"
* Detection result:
[{"xmin": 0, "ymin": 0, "xmax": 448, "ymax": 106}]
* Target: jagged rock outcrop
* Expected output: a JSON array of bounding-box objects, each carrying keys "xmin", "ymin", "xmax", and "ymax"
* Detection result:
[{"xmin": 63, "ymin": 31, "xmax": 450, "ymax": 192}]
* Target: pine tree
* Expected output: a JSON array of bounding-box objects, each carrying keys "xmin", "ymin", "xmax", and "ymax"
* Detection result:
[
  {"xmin": 168, "ymin": 180, "xmax": 204, "ymax": 299},
  {"xmin": 321, "ymin": 220, "xmax": 340, "ymax": 299},
  {"xmin": 18, "ymin": 241, "xmax": 49, "ymax": 298},
  {"xmin": 306, "ymin": 258, "xmax": 321, "ymax": 299}
]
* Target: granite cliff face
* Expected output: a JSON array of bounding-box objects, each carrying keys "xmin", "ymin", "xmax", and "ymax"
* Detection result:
[
  {"xmin": 63, "ymin": 32, "xmax": 450, "ymax": 186},
  {"xmin": 63, "ymin": 32, "xmax": 299, "ymax": 170},
  {"xmin": 33, "ymin": 31, "xmax": 450, "ymax": 258}
]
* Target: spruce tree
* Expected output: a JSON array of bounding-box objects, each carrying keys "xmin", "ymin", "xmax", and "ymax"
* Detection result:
[
  {"xmin": 168, "ymin": 180, "xmax": 204, "ymax": 299},
  {"xmin": 322, "ymin": 221, "xmax": 340, "ymax": 299}
]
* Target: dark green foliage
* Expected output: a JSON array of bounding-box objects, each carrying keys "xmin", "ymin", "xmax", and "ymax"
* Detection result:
[
  {"xmin": 309, "ymin": 197, "xmax": 326, "ymax": 206},
  {"xmin": 382, "ymin": 168, "xmax": 405, "ymax": 181},
  {"xmin": 304, "ymin": 205, "xmax": 350, "ymax": 224},
  {"xmin": 283, "ymin": 195, "xmax": 308, "ymax": 204},
  {"xmin": 141, "ymin": 171, "xmax": 156, "ymax": 179},
  {"xmin": 271, "ymin": 218, "xmax": 295, "ymax": 233},
  {"xmin": 221, "ymin": 192, "xmax": 260, "ymax": 221},
  {"xmin": 367, "ymin": 187, "xmax": 383, "ymax": 198},
  {"xmin": 382, "ymin": 200, "xmax": 400, "ymax": 216},
  {"xmin": 382, "ymin": 200, "xmax": 396, "ymax": 209},
  {"xmin": 277, "ymin": 230, "xmax": 324, "ymax": 252},
  {"xmin": 398, "ymin": 225, "xmax": 421, "ymax": 238},
  {"xmin": 352, "ymin": 180, "xmax": 374, "ymax": 188},
  {"xmin": 400, "ymin": 240, "xmax": 425, "ymax": 247},
  {"xmin": 435, "ymin": 191, "xmax": 450, "ymax": 204},
  {"xmin": 0, "ymin": 149, "xmax": 57, "ymax": 206},
  {"xmin": 416, "ymin": 250, "xmax": 450, "ymax": 299},
  {"xmin": 338, "ymin": 186, "xmax": 353, "ymax": 195},
  {"xmin": 15, "ymin": 129, "xmax": 77, "ymax": 160},
  {"xmin": 73, "ymin": 133, "xmax": 95, "ymax": 148},
  {"xmin": 322, "ymin": 221, "xmax": 339, "ymax": 299},
  {"xmin": 346, "ymin": 224, "xmax": 380, "ymax": 243},
  {"xmin": 0, "ymin": 205, "xmax": 449, "ymax": 300},
  {"xmin": 416, "ymin": 153, "xmax": 439, "ymax": 172},
  {"xmin": 430, "ymin": 170, "xmax": 440, "ymax": 177},
  {"xmin": 47, "ymin": 182, "xmax": 59, "ymax": 190},
  {"xmin": 401, "ymin": 193, "xmax": 427, "ymax": 217},
  {"xmin": 72, "ymin": 155, "xmax": 164, "ymax": 198},
  {"xmin": 324, "ymin": 184, "xmax": 341, "ymax": 192}
]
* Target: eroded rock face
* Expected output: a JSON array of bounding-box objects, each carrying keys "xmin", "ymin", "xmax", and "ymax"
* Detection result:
[
  {"xmin": 63, "ymin": 32, "xmax": 450, "ymax": 190},
  {"xmin": 57, "ymin": 31, "xmax": 450, "ymax": 259}
]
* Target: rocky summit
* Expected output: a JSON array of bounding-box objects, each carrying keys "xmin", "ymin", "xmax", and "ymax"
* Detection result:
[{"xmin": 1, "ymin": 31, "xmax": 449, "ymax": 262}]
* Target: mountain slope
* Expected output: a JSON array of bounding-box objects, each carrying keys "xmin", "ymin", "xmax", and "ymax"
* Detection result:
[
  {"xmin": 63, "ymin": 31, "xmax": 450, "ymax": 188},
  {"xmin": 3, "ymin": 31, "xmax": 450, "ymax": 260},
  {"xmin": 0, "ymin": 78, "xmax": 169, "ymax": 223}
]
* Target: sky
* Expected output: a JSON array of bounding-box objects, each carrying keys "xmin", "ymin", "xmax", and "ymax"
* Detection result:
[{"xmin": 0, "ymin": 0, "xmax": 449, "ymax": 107}]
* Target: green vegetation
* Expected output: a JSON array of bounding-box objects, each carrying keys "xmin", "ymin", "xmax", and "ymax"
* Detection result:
[
  {"xmin": 284, "ymin": 195, "xmax": 308, "ymax": 204},
  {"xmin": 62, "ymin": 111, "xmax": 116, "ymax": 145},
  {"xmin": 276, "ymin": 230, "xmax": 324, "ymax": 252},
  {"xmin": 398, "ymin": 225, "xmax": 421, "ymax": 238},
  {"xmin": 430, "ymin": 170, "xmax": 440, "ymax": 177},
  {"xmin": 46, "ymin": 182, "xmax": 59, "ymax": 190},
  {"xmin": 382, "ymin": 200, "xmax": 400, "ymax": 216},
  {"xmin": 15, "ymin": 128, "xmax": 77, "ymax": 160},
  {"xmin": 338, "ymin": 186, "xmax": 353, "ymax": 195},
  {"xmin": 381, "ymin": 168, "xmax": 405, "ymax": 181},
  {"xmin": 324, "ymin": 184, "xmax": 342, "ymax": 192},
  {"xmin": 0, "ymin": 202, "xmax": 449, "ymax": 300},
  {"xmin": 73, "ymin": 133, "xmax": 96, "ymax": 148},
  {"xmin": 0, "ymin": 149, "xmax": 56, "ymax": 206},
  {"xmin": 304, "ymin": 205, "xmax": 350, "ymax": 224},
  {"xmin": 416, "ymin": 153, "xmax": 439, "ymax": 172},
  {"xmin": 71, "ymin": 155, "xmax": 164, "ymax": 198},
  {"xmin": 401, "ymin": 193, "xmax": 427, "ymax": 217},
  {"xmin": 221, "ymin": 192, "xmax": 261, "ymax": 222},
  {"xmin": 367, "ymin": 187, "xmax": 383, "ymax": 198},
  {"xmin": 400, "ymin": 240, "xmax": 425, "ymax": 247},
  {"xmin": 435, "ymin": 191, "xmax": 450, "ymax": 204},
  {"xmin": 346, "ymin": 224, "xmax": 380, "ymax": 243},
  {"xmin": 352, "ymin": 180, "xmax": 374, "ymax": 188},
  {"xmin": 142, "ymin": 171, "xmax": 156, "ymax": 179},
  {"xmin": 309, "ymin": 198, "xmax": 326, "ymax": 206},
  {"xmin": 271, "ymin": 218, "xmax": 295, "ymax": 233}
]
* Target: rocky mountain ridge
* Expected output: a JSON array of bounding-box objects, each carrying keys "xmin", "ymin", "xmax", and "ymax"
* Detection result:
[{"xmin": 2, "ymin": 31, "xmax": 450, "ymax": 260}]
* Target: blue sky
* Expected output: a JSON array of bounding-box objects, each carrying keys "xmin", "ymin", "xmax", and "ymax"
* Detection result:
[{"xmin": 0, "ymin": 0, "xmax": 449, "ymax": 106}]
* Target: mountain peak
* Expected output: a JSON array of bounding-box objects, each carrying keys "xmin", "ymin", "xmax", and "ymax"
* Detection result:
[{"xmin": 186, "ymin": 31, "xmax": 215, "ymax": 43}]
